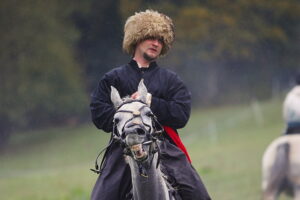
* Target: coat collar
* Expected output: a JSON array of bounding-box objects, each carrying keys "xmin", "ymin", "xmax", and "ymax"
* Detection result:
[{"xmin": 128, "ymin": 59, "xmax": 158, "ymax": 71}]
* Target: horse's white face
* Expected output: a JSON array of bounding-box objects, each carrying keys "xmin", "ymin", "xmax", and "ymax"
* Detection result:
[
  {"xmin": 111, "ymin": 80, "xmax": 154, "ymax": 161},
  {"xmin": 113, "ymin": 101, "xmax": 153, "ymax": 138}
]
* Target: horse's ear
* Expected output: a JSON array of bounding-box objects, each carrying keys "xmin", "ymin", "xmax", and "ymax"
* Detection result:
[
  {"xmin": 146, "ymin": 93, "xmax": 152, "ymax": 106},
  {"xmin": 111, "ymin": 86, "xmax": 122, "ymax": 108},
  {"xmin": 137, "ymin": 79, "xmax": 148, "ymax": 103}
]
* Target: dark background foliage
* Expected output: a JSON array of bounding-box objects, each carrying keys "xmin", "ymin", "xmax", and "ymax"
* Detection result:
[{"xmin": 0, "ymin": 0, "xmax": 299, "ymax": 146}]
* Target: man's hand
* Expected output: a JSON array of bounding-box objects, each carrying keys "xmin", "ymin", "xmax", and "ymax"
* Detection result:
[
  {"xmin": 131, "ymin": 92, "xmax": 139, "ymax": 99},
  {"xmin": 131, "ymin": 92, "xmax": 152, "ymax": 105}
]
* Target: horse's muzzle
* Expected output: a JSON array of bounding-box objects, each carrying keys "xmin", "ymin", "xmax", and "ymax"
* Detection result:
[
  {"xmin": 125, "ymin": 133, "xmax": 145, "ymax": 146},
  {"xmin": 130, "ymin": 143, "xmax": 148, "ymax": 161},
  {"xmin": 124, "ymin": 122, "xmax": 146, "ymax": 135},
  {"xmin": 125, "ymin": 133, "xmax": 148, "ymax": 161}
]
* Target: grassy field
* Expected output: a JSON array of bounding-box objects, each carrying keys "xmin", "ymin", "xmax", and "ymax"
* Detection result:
[{"xmin": 0, "ymin": 98, "xmax": 292, "ymax": 200}]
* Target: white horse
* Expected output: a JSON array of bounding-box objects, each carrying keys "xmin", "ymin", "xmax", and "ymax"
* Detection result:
[
  {"xmin": 262, "ymin": 82, "xmax": 300, "ymax": 200},
  {"xmin": 262, "ymin": 134, "xmax": 300, "ymax": 200},
  {"xmin": 110, "ymin": 80, "xmax": 177, "ymax": 200}
]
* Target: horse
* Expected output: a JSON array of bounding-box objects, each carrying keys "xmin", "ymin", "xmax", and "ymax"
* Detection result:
[
  {"xmin": 262, "ymin": 134, "xmax": 300, "ymax": 200},
  {"xmin": 110, "ymin": 80, "xmax": 177, "ymax": 200}
]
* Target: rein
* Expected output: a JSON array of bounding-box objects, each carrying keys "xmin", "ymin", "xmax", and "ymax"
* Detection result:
[{"xmin": 91, "ymin": 99, "xmax": 164, "ymax": 175}]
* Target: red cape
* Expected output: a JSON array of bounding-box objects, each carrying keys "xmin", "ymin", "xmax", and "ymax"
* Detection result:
[{"xmin": 163, "ymin": 126, "xmax": 191, "ymax": 163}]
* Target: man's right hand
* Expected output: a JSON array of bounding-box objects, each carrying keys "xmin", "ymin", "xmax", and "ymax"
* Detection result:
[{"xmin": 131, "ymin": 92, "xmax": 140, "ymax": 99}]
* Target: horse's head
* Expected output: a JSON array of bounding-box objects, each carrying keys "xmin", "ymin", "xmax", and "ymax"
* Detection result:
[
  {"xmin": 110, "ymin": 80, "xmax": 173, "ymax": 199},
  {"xmin": 110, "ymin": 80, "xmax": 161, "ymax": 162}
]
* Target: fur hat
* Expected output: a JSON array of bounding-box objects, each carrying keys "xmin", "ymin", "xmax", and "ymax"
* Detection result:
[{"xmin": 123, "ymin": 9, "xmax": 175, "ymax": 56}]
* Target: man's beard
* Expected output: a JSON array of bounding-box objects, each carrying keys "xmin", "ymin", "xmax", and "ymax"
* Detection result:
[{"xmin": 143, "ymin": 52, "xmax": 157, "ymax": 62}]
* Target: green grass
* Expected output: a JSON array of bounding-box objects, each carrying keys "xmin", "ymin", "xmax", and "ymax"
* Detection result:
[
  {"xmin": 0, "ymin": 125, "xmax": 110, "ymax": 200},
  {"xmin": 0, "ymin": 98, "xmax": 292, "ymax": 199}
]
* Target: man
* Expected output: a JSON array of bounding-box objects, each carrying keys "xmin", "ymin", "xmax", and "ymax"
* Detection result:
[
  {"xmin": 283, "ymin": 72, "xmax": 300, "ymax": 134},
  {"xmin": 90, "ymin": 10, "xmax": 211, "ymax": 200}
]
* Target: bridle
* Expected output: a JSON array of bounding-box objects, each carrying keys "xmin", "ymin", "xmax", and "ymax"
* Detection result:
[
  {"xmin": 112, "ymin": 99, "xmax": 162, "ymax": 145},
  {"xmin": 91, "ymin": 99, "xmax": 164, "ymax": 175}
]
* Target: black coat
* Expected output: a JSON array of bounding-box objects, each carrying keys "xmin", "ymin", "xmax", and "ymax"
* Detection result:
[
  {"xmin": 90, "ymin": 59, "xmax": 191, "ymax": 133},
  {"xmin": 90, "ymin": 60, "xmax": 211, "ymax": 200}
]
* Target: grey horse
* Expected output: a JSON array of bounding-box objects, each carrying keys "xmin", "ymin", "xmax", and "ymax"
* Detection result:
[
  {"xmin": 262, "ymin": 134, "xmax": 300, "ymax": 200},
  {"xmin": 110, "ymin": 80, "xmax": 176, "ymax": 200}
]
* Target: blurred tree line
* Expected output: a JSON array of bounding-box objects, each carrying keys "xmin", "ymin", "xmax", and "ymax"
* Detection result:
[{"xmin": 0, "ymin": 0, "xmax": 299, "ymax": 146}]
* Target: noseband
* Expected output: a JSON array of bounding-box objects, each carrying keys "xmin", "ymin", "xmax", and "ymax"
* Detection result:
[{"xmin": 91, "ymin": 99, "xmax": 164, "ymax": 174}]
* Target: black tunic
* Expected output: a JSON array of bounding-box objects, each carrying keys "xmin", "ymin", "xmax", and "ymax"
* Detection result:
[
  {"xmin": 90, "ymin": 60, "xmax": 211, "ymax": 200},
  {"xmin": 90, "ymin": 59, "xmax": 191, "ymax": 133}
]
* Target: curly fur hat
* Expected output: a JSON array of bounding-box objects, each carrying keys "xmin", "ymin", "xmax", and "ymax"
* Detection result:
[{"xmin": 123, "ymin": 10, "xmax": 175, "ymax": 56}]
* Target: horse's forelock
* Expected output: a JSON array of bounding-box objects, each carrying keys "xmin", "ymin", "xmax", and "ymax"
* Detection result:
[
  {"xmin": 122, "ymin": 96, "xmax": 131, "ymax": 102},
  {"xmin": 117, "ymin": 98, "xmax": 147, "ymax": 110}
]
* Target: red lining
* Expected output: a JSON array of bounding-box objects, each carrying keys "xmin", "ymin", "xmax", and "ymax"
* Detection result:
[{"xmin": 163, "ymin": 126, "xmax": 191, "ymax": 163}]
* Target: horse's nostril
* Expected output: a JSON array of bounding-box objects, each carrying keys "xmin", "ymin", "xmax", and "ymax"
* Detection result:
[{"xmin": 136, "ymin": 128, "xmax": 145, "ymax": 135}]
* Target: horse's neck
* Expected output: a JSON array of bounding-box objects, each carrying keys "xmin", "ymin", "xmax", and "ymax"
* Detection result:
[{"xmin": 127, "ymin": 153, "xmax": 170, "ymax": 200}]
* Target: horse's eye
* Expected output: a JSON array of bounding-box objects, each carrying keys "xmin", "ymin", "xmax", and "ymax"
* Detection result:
[
  {"xmin": 146, "ymin": 112, "xmax": 153, "ymax": 117},
  {"xmin": 114, "ymin": 118, "xmax": 120, "ymax": 124}
]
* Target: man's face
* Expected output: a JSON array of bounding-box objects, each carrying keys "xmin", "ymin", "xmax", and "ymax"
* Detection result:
[{"xmin": 135, "ymin": 37, "xmax": 163, "ymax": 62}]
